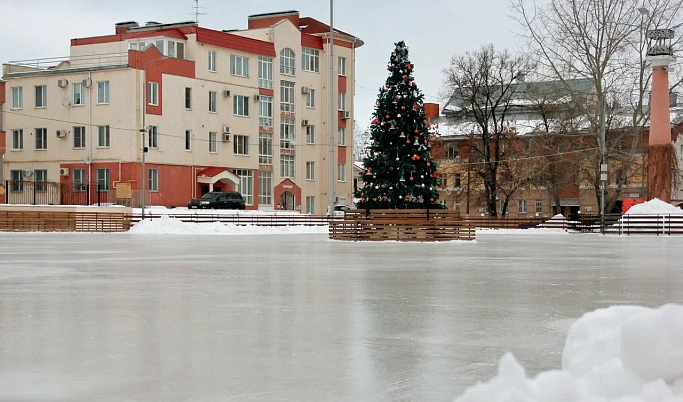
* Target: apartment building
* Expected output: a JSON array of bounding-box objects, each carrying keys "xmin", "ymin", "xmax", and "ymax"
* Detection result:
[{"xmin": 1, "ymin": 10, "xmax": 362, "ymax": 213}]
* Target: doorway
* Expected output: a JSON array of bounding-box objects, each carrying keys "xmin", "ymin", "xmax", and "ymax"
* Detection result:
[{"xmin": 280, "ymin": 191, "xmax": 295, "ymax": 211}]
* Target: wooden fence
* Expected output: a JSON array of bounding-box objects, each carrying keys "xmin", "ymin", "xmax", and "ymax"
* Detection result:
[
  {"xmin": 130, "ymin": 213, "xmax": 331, "ymax": 226},
  {"xmin": 0, "ymin": 210, "xmax": 131, "ymax": 232},
  {"xmin": 329, "ymin": 209, "xmax": 475, "ymax": 241}
]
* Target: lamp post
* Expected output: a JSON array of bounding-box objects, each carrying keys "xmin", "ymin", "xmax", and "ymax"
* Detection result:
[{"xmin": 328, "ymin": 0, "xmax": 336, "ymax": 217}]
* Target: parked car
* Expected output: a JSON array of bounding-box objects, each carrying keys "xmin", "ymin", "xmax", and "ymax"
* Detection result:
[
  {"xmin": 188, "ymin": 192, "xmax": 246, "ymax": 210},
  {"xmin": 326, "ymin": 205, "xmax": 351, "ymax": 217}
]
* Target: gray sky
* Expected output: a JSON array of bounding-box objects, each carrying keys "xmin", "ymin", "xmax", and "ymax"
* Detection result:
[{"xmin": 1, "ymin": 0, "xmax": 522, "ymax": 127}]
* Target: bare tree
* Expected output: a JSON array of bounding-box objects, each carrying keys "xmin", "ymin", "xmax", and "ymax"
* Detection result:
[
  {"xmin": 511, "ymin": 0, "xmax": 682, "ymax": 212},
  {"xmin": 353, "ymin": 121, "xmax": 371, "ymax": 161},
  {"xmin": 442, "ymin": 44, "xmax": 534, "ymax": 217}
]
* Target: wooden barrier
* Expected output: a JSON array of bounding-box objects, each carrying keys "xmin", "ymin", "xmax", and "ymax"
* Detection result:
[
  {"xmin": 329, "ymin": 209, "xmax": 475, "ymax": 241},
  {"xmin": 0, "ymin": 210, "xmax": 131, "ymax": 232},
  {"xmin": 131, "ymin": 214, "xmax": 330, "ymax": 226}
]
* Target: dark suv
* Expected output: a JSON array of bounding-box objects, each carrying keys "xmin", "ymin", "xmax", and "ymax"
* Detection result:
[{"xmin": 188, "ymin": 192, "xmax": 246, "ymax": 210}]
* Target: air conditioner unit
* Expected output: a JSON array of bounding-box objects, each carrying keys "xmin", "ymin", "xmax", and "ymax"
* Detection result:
[
  {"xmin": 56, "ymin": 130, "xmax": 67, "ymax": 138},
  {"xmin": 343, "ymin": 111, "xmax": 351, "ymax": 119},
  {"xmin": 301, "ymin": 119, "xmax": 309, "ymax": 126},
  {"xmin": 301, "ymin": 87, "xmax": 310, "ymax": 94},
  {"xmin": 222, "ymin": 133, "xmax": 231, "ymax": 142},
  {"xmin": 59, "ymin": 168, "xmax": 70, "ymax": 176},
  {"xmin": 262, "ymin": 120, "xmax": 271, "ymax": 130},
  {"xmin": 23, "ymin": 170, "xmax": 34, "ymax": 177},
  {"xmin": 334, "ymin": 196, "xmax": 340, "ymax": 203},
  {"xmin": 82, "ymin": 78, "xmax": 92, "ymax": 88},
  {"xmin": 254, "ymin": 94, "xmax": 262, "ymax": 102},
  {"xmin": 57, "ymin": 79, "xmax": 68, "ymax": 88},
  {"xmin": 223, "ymin": 90, "xmax": 231, "ymax": 98},
  {"xmin": 222, "ymin": 126, "xmax": 231, "ymax": 134}
]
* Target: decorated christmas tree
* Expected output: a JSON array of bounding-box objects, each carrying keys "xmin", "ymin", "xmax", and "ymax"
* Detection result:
[{"xmin": 354, "ymin": 41, "xmax": 443, "ymax": 210}]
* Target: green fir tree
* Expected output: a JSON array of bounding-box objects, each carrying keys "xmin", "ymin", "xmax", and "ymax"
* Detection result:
[{"xmin": 354, "ymin": 41, "xmax": 443, "ymax": 210}]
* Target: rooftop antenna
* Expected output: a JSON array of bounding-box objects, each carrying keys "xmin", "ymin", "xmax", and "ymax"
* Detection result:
[{"xmin": 191, "ymin": 0, "xmax": 206, "ymax": 24}]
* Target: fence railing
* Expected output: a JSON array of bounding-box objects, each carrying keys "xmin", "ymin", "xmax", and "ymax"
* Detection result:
[
  {"xmin": 0, "ymin": 210, "xmax": 131, "ymax": 232},
  {"xmin": 129, "ymin": 214, "xmax": 331, "ymax": 226},
  {"xmin": 4, "ymin": 181, "xmax": 113, "ymax": 206},
  {"xmin": 603, "ymin": 214, "xmax": 683, "ymax": 236}
]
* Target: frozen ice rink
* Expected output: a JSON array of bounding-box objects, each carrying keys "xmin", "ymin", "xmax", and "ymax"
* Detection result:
[{"xmin": 0, "ymin": 231, "xmax": 682, "ymax": 401}]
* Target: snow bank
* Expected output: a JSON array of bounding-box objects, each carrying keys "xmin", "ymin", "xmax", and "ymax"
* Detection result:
[
  {"xmin": 128, "ymin": 216, "xmax": 328, "ymax": 235},
  {"xmin": 454, "ymin": 304, "xmax": 683, "ymax": 402},
  {"xmin": 624, "ymin": 198, "xmax": 683, "ymax": 215}
]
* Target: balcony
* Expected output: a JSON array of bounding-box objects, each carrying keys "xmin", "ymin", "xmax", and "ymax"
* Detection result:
[{"xmin": 3, "ymin": 53, "xmax": 129, "ymax": 77}]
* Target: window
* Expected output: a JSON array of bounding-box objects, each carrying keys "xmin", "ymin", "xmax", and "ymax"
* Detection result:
[
  {"xmin": 148, "ymin": 168, "xmax": 159, "ymax": 192},
  {"xmin": 280, "ymin": 118, "xmax": 295, "ymax": 149},
  {"xmin": 73, "ymin": 169, "xmax": 86, "ymax": 192},
  {"xmin": 233, "ymin": 135, "xmax": 249, "ymax": 155},
  {"xmin": 258, "ymin": 170, "xmax": 272, "ymax": 205},
  {"xmin": 177, "ymin": 42, "xmax": 185, "ymax": 59},
  {"xmin": 305, "ymin": 88, "xmax": 315, "ymax": 108},
  {"xmin": 73, "ymin": 82, "xmax": 84, "ymax": 106},
  {"xmin": 97, "ymin": 125, "xmax": 110, "ymax": 147},
  {"xmin": 338, "ymin": 163, "xmax": 347, "ymax": 182},
  {"xmin": 258, "ymin": 56, "xmax": 273, "ymax": 89},
  {"xmin": 11, "ymin": 87, "xmax": 22, "ymax": 109},
  {"xmin": 97, "ymin": 81, "xmax": 109, "ymax": 104},
  {"xmin": 234, "ymin": 169, "xmax": 253, "ymax": 205},
  {"xmin": 259, "ymin": 132, "xmax": 273, "ymax": 164},
  {"xmin": 35, "ymin": 85, "xmax": 47, "ymax": 108},
  {"xmin": 306, "ymin": 196, "xmax": 315, "ymax": 214},
  {"xmin": 301, "ymin": 47, "xmax": 320, "ymax": 72},
  {"xmin": 454, "ymin": 173, "xmax": 461, "ymax": 187},
  {"xmin": 148, "ymin": 126, "xmax": 158, "ymax": 149},
  {"xmin": 438, "ymin": 174, "xmax": 447, "ymax": 187},
  {"xmin": 233, "ymin": 95, "xmax": 249, "ymax": 116},
  {"xmin": 209, "ymin": 132, "xmax": 217, "ymax": 153},
  {"xmin": 208, "ymin": 50, "xmax": 216, "ymax": 72},
  {"xmin": 209, "ymin": 91, "xmax": 217, "ymax": 113},
  {"xmin": 454, "ymin": 201, "xmax": 461, "ymax": 211},
  {"xmin": 338, "ymin": 92, "xmax": 346, "ymax": 111},
  {"xmin": 34, "ymin": 169, "xmax": 47, "ymax": 193},
  {"xmin": 10, "ymin": 170, "xmax": 23, "ymax": 192},
  {"xmin": 35, "ymin": 128, "xmax": 47, "ymax": 150},
  {"xmin": 280, "ymin": 154, "xmax": 295, "ymax": 178},
  {"xmin": 73, "ymin": 126, "xmax": 86, "ymax": 149},
  {"xmin": 148, "ymin": 82, "xmax": 159, "ymax": 106},
  {"xmin": 338, "ymin": 127, "xmax": 346, "ymax": 146},
  {"xmin": 155, "ymin": 40, "xmax": 165, "ymax": 54},
  {"xmin": 338, "ymin": 56, "xmax": 347, "ymax": 76},
  {"xmin": 168, "ymin": 40, "xmax": 176, "ymax": 57},
  {"xmin": 280, "ymin": 48, "xmax": 295, "ymax": 75},
  {"xmin": 11, "ymin": 129, "xmax": 23, "ymax": 150},
  {"xmin": 306, "ymin": 126, "xmax": 315, "ymax": 144},
  {"xmin": 230, "ymin": 55, "xmax": 249, "ymax": 77},
  {"xmin": 306, "ymin": 161, "xmax": 315, "ymax": 180},
  {"xmin": 280, "ymin": 81, "xmax": 295, "ymax": 112},
  {"xmin": 185, "ymin": 87, "xmax": 192, "ymax": 109},
  {"xmin": 535, "ymin": 199, "xmax": 543, "ymax": 213},
  {"xmin": 96, "ymin": 168, "xmax": 110, "ymax": 191},
  {"xmin": 259, "ymin": 95, "xmax": 273, "ymax": 127},
  {"xmin": 518, "ymin": 199, "xmax": 528, "ymax": 213},
  {"xmin": 446, "ymin": 145, "xmax": 458, "ymax": 159},
  {"xmin": 185, "ymin": 130, "xmax": 192, "ymax": 151}
]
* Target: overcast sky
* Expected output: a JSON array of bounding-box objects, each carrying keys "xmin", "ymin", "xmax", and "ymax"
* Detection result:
[{"xmin": 0, "ymin": 0, "xmax": 522, "ymax": 127}]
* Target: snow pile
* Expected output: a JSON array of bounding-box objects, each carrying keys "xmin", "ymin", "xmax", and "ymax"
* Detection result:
[
  {"xmin": 624, "ymin": 198, "xmax": 683, "ymax": 215},
  {"xmin": 454, "ymin": 304, "xmax": 683, "ymax": 402},
  {"xmin": 538, "ymin": 214, "xmax": 567, "ymax": 228},
  {"xmin": 129, "ymin": 216, "xmax": 328, "ymax": 235}
]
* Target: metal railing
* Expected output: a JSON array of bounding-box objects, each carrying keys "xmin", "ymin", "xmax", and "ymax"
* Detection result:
[{"xmin": 4, "ymin": 52, "xmax": 129, "ymax": 74}]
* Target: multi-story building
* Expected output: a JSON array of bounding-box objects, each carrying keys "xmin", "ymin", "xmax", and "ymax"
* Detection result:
[{"xmin": 1, "ymin": 10, "xmax": 363, "ymax": 213}]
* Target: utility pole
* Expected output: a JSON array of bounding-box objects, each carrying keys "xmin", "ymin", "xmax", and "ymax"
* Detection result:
[
  {"xmin": 600, "ymin": 94, "xmax": 607, "ymax": 233},
  {"xmin": 328, "ymin": 0, "xmax": 336, "ymax": 216}
]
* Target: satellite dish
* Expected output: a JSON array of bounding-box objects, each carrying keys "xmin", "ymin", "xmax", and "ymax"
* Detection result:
[
  {"xmin": 62, "ymin": 97, "xmax": 71, "ymax": 106},
  {"xmin": 84, "ymin": 156, "xmax": 92, "ymax": 165}
]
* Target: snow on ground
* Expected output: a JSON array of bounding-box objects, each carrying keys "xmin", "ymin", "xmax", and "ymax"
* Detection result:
[
  {"xmin": 454, "ymin": 304, "xmax": 683, "ymax": 402},
  {"xmin": 624, "ymin": 198, "xmax": 683, "ymax": 215},
  {"xmin": 129, "ymin": 215, "xmax": 328, "ymax": 235}
]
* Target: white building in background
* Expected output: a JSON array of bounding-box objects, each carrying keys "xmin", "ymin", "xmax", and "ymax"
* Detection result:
[{"xmin": 1, "ymin": 10, "xmax": 363, "ymax": 213}]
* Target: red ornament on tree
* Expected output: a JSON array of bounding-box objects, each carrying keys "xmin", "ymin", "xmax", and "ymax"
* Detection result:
[
  {"xmin": 372, "ymin": 118, "xmax": 380, "ymax": 125},
  {"xmin": 386, "ymin": 84, "xmax": 391, "ymax": 89},
  {"xmin": 412, "ymin": 81, "xmax": 417, "ymax": 87},
  {"xmin": 426, "ymin": 162, "xmax": 431, "ymax": 167},
  {"xmin": 409, "ymin": 176, "xmax": 414, "ymax": 181},
  {"xmin": 386, "ymin": 114, "xmax": 391, "ymax": 119},
  {"xmin": 406, "ymin": 195, "xmax": 411, "ymax": 200},
  {"xmin": 406, "ymin": 63, "xmax": 412, "ymax": 70},
  {"xmin": 414, "ymin": 129, "xmax": 419, "ymax": 134},
  {"xmin": 430, "ymin": 198, "xmax": 434, "ymax": 202},
  {"xmin": 401, "ymin": 106, "xmax": 406, "ymax": 110},
  {"xmin": 406, "ymin": 139, "xmax": 411, "ymax": 144},
  {"xmin": 413, "ymin": 103, "xmax": 418, "ymax": 110}
]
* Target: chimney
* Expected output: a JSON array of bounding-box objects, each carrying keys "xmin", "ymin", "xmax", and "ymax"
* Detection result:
[
  {"xmin": 115, "ymin": 21, "xmax": 138, "ymax": 34},
  {"xmin": 424, "ymin": 103, "xmax": 440, "ymax": 121},
  {"xmin": 248, "ymin": 10, "xmax": 299, "ymax": 30}
]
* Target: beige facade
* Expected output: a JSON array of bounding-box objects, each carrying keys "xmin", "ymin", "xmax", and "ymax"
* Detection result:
[{"xmin": 2, "ymin": 11, "xmax": 362, "ymax": 213}]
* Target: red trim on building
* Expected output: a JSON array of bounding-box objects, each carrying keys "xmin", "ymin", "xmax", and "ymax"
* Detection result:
[
  {"xmin": 259, "ymin": 88, "xmax": 274, "ymax": 96},
  {"xmin": 337, "ymin": 146, "xmax": 347, "ymax": 164},
  {"xmin": 323, "ymin": 38, "xmax": 354, "ymax": 48},
  {"xmin": 0, "ymin": 81, "xmax": 6, "ymax": 103},
  {"xmin": 0, "ymin": 131, "xmax": 6, "ymax": 154},
  {"xmin": 301, "ymin": 34, "xmax": 323, "ymax": 50},
  {"xmin": 338, "ymin": 75, "xmax": 347, "ymax": 92},
  {"xmin": 71, "ymin": 28, "xmax": 189, "ymax": 46},
  {"xmin": 273, "ymin": 179, "xmax": 301, "ymax": 211},
  {"xmin": 299, "ymin": 17, "xmax": 355, "ymax": 39},
  {"xmin": 248, "ymin": 14, "xmax": 300, "ymax": 29},
  {"xmin": 338, "ymin": 111, "xmax": 347, "ymax": 129},
  {"xmin": 195, "ymin": 27, "xmax": 276, "ymax": 56}
]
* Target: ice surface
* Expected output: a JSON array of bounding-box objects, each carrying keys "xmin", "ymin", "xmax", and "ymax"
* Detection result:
[
  {"xmin": 1, "ymin": 232, "xmax": 682, "ymax": 401},
  {"xmin": 455, "ymin": 305, "xmax": 683, "ymax": 401},
  {"xmin": 129, "ymin": 215, "xmax": 328, "ymax": 235}
]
